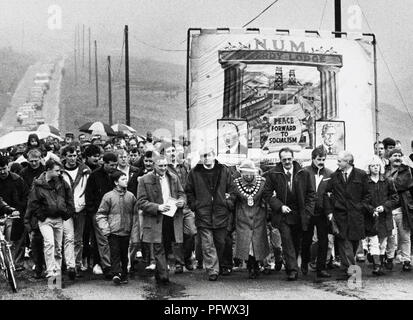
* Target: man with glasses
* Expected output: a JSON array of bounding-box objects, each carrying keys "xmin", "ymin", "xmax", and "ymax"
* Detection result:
[
  {"xmin": 61, "ymin": 146, "xmax": 91, "ymax": 279},
  {"xmin": 263, "ymin": 147, "xmax": 315, "ymax": 281}
]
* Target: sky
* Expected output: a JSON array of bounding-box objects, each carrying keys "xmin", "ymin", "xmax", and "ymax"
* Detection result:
[{"xmin": 0, "ymin": 0, "xmax": 412, "ymax": 109}]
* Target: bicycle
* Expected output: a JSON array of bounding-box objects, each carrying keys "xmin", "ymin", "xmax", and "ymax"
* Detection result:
[{"xmin": 0, "ymin": 214, "xmax": 19, "ymax": 293}]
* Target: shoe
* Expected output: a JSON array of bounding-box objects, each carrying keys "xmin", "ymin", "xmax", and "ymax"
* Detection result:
[
  {"xmin": 309, "ymin": 262, "xmax": 317, "ymax": 271},
  {"xmin": 220, "ymin": 267, "xmax": 232, "ymax": 276},
  {"xmin": 316, "ymin": 270, "xmax": 331, "ymax": 278},
  {"xmin": 385, "ymin": 258, "xmax": 393, "ymax": 271},
  {"xmin": 372, "ymin": 265, "xmax": 384, "ymax": 276},
  {"xmin": 103, "ymin": 267, "xmax": 112, "ymax": 280},
  {"xmin": 92, "ymin": 264, "xmax": 103, "ymax": 275},
  {"xmin": 145, "ymin": 263, "xmax": 156, "ymax": 271},
  {"xmin": 135, "ymin": 250, "xmax": 142, "ymax": 259},
  {"xmin": 34, "ymin": 272, "xmax": 45, "ymax": 279},
  {"xmin": 15, "ymin": 265, "xmax": 25, "ymax": 272},
  {"xmin": 287, "ymin": 271, "xmax": 298, "ymax": 281},
  {"xmin": 262, "ymin": 267, "xmax": 271, "ymax": 275},
  {"xmin": 248, "ymin": 269, "xmax": 257, "ymax": 279},
  {"xmin": 25, "ymin": 248, "xmax": 30, "ymax": 259},
  {"xmin": 196, "ymin": 262, "xmax": 204, "ymax": 270},
  {"xmin": 208, "ymin": 274, "xmax": 218, "ymax": 281},
  {"xmin": 155, "ymin": 275, "xmax": 170, "ymax": 284},
  {"xmin": 175, "ymin": 265, "xmax": 184, "ymax": 274},
  {"xmin": 120, "ymin": 276, "xmax": 128, "ymax": 284},
  {"xmin": 113, "ymin": 274, "xmax": 121, "ymax": 285},
  {"xmin": 402, "ymin": 261, "xmax": 412, "ymax": 272},
  {"xmin": 336, "ymin": 272, "xmax": 351, "ymax": 281},
  {"xmin": 301, "ymin": 263, "xmax": 308, "ymax": 275},
  {"xmin": 67, "ymin": 267, "xmax": 76, "ymax": 281},
  {"xmin": 274, "ymin": 261, "xmax": 283, "ymax": 271},
  {"xmin": 185, "ymin": 261, "xmax": 194, "ymax": 271},
  {"xmin": 356, "ymin": 254, "xmax": 366, "ymax": 262}
]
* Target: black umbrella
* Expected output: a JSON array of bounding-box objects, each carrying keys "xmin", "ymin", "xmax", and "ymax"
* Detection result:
[{"xmin": 79, "ymin": 121, "xmax": 116, "ymax": 136}]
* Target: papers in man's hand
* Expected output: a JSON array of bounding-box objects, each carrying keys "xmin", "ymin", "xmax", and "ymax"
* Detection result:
[{"xmin": 162, "ymin": 197, "xmax": 178, "ymax": 217}]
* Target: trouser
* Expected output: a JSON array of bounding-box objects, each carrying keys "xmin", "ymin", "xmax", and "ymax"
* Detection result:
[
  {"xmin": 165, "ymin": 242, "xmax": 185, "ymax": 266},
  {"xmin": 183, "ymin": 233, "xmax": 195, "ymax": 265},
  {"xmin": 221, "ymin": 230, "xmax": 234, "ymax": 270},
  {"xmin": 142, "ymin": 242, "xmax": 155, "ymax": 265},
  {"xmin": 387, "ymin": 212, "xmax": 411, "ymax": 262},
  {"xmin": 82, "ymin": 213, "xmax": 93, "ymax": 265},
  {"xmin": 38, "ymin": 217, "xmax": 63, "ymax": 277},
  {"xmin": 108, "ymin": 234, "xmax": 130, "ymax": 278},
  {"xmin": 263, "ymin": 225, "xmax": 283, "ymax": 268},
  {"xmin": 4, "ymin": 220, "xmax": 26, "ymax": 268},
  {"xmin": 92, "ymin": 213, "xmax": 111, "ymax": 269},
  {"xmin": 63, "ymin": 218, "xmax": 75, "ymax": 269},
  {"xmin": 301, "ymin": 215, "xmax": 328, "ymax": 271},
  {"xmin": 197, "ymin": 227, "xmax": 227, "ymax": 276},
  {"xmin": 365, "ymin": 236, "xmax": 380, "ymax": 256},
  {"xmin": 279, "ymin": 221, "xmax": 301, "ymax": 273},
  {"xmin": 73, "ymin": 211, "xmax": 86, "ymax": 269},
  {"xmin": 336, "ymin": 237, "xmax": 358, "ymax": 271},
  {"xmin": 195, "ymin": 232, "xmax": 203, "ymax": 265},
  {"xmin": 31, "ymin": 229, "xmax": 45, "ymax": 274}
]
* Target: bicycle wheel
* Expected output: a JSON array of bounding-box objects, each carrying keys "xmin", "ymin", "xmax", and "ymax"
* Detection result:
[{"xmin": 2, "ymin": 245, "xmax": 17, "ymax": 293}]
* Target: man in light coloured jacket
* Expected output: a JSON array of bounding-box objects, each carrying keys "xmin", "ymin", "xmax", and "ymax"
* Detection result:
[{"xmin": 61, "ymin": 145, "xmax": 91, "ymax": 279}]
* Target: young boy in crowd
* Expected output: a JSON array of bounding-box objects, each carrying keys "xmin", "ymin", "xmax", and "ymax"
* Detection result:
[{"xmin": 96, "ymin": 170, "xmax": 139, "ymax": 285}]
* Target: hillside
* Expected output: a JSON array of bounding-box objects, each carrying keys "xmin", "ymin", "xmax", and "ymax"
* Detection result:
[
  {"xmin": 0, "ymin": 47, "xmax": 36, "ymax": 120},
  {"xmin": 59, "ymin": 55, "xmax": 186, "ymax": 137},
  {"xmin": 379, "ymin": 102, "xmax": 413, "ymax": 149}
]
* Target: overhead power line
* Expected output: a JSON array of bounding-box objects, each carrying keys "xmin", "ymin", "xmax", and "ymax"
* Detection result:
[
  {"xmin": 242, "ymin": 0, "xmax": 281, "ymax": 28},
  {"xmin": 318, "ymin": 0, "xmax": 328, "ymax": 30},
  {"xmin": 355, "ymin": 0, "xmax": 413, "ymax": 127}
]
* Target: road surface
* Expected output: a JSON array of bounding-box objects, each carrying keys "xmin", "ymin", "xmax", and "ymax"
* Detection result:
[{"xmin": 1, "ymin": 259, "xmax": 413, "ymax": 300}]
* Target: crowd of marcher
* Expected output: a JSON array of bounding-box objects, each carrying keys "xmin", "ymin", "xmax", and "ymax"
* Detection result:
[{"xmin": 0, "ymin": 132, "xmax": 413, "ymax": 286}]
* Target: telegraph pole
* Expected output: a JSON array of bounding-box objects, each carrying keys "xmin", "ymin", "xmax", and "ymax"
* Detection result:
[
  {"xmin": 334, "ymin": 0, "xmax": 342, "ymax": 38},
  {"xmin": 74, "ymin": 26, "xmax": 78, "ymax": 85},
  {"xmin": 95, "ymin": 40, "xmax": 99, "ymax": 108},
  {"xmin": 78, "ymin": 24, "xmax": 81, "ymax": 63},
  {"xmin": 88, "ymin": 27, "xmax": 91, "ymax": 83},
  {"xmin": 124, "ymin": 25, "xmax": 130, "ymax": 126},
  {"xmin": 82, "ymin": 24, "xmax": 85, "ymax": 68},
  {"xmin": 108, "ymin": 56, "xmax": 113, "ymax": 125}
]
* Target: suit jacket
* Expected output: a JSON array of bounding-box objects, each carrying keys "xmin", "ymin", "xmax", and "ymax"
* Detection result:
[
  {"xmin": 263, "ymin": 161, "xmax": 315, "ymax": 231},
  {"xmin": 137, "ymin": 171, "xmax": 186, "ymax": 243}
]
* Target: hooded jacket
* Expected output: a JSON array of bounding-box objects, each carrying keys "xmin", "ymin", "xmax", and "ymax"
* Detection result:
[
  {"xmin": 96, "ymin": 187, "xmax": 138, "ymax": 238},
  {"xmin": 25, "ymin": 172, "xmax": 75, "ymax": 226},
  {"xmin": 61, "ymin": 162, "xmax": 91, "ymax": 213},
  {"xmin": 263, "ymin": 161, "xmax": 315, "ymax": 231}
]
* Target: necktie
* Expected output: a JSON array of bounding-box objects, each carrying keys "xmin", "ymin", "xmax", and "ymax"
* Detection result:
[
  {"xmin": 226, "ymin": 148, "xmax": 230, "ymax": 154},
  {"xmin": 328, "ymin": 147, "xmax": 332, "ymax": 154},
  {"xmin": 286, "ymin": 171, "xmax": 292, "ymax": 190},
  {"xmin": 344, "ymin": 172, "xmax": 348, "ymax": 183}
]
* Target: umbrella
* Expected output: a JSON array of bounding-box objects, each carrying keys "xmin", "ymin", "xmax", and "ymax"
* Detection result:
[
  {"xmin": 111, "ymin": 123, "xmax": 136, "ymax": 134},
  {"xmin": 37, "ymin": 124, "xmax": 60, "ymax": 136},
  {"xmin": 79, "ymin": 121, "xmax": 116, "ymax": 136},
  {"xmin": 0, "ymin": 131, "xmax": 63, "ymax": 149}
]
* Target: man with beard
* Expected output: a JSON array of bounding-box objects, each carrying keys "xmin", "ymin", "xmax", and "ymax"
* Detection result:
[
  {"xmin": 324, "ymin": 151, "xmax": 371, "ymax": 279},
  {"xmin": 85, "ymin": 152, "xmax": 118, "ymax": 279},
  {"xmin": 384, "ymin": 148, "xmax": 413, "ymax": 271},
  {"xmin": 301, "ymin": 147, "xmax": 332, "ymax": 278},
  {"xmin": 263, "ymin": 147, "xmax": 315, "ymax": 281}
]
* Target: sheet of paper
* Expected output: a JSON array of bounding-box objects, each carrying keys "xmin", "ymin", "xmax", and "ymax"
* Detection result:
[{"xmin": 162, "ymin": 197, "xmax": 178, "ymax": 217}]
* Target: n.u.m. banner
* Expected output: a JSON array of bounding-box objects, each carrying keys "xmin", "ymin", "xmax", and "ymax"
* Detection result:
[{"xmin": 188, "ymin": 29, "xmax": 375, "ymax": 169}]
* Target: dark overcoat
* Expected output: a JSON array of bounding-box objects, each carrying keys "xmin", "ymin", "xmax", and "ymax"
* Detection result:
[{"xmin": 324, "ymin": 167, "xmax": 371, "ymax": 241}]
